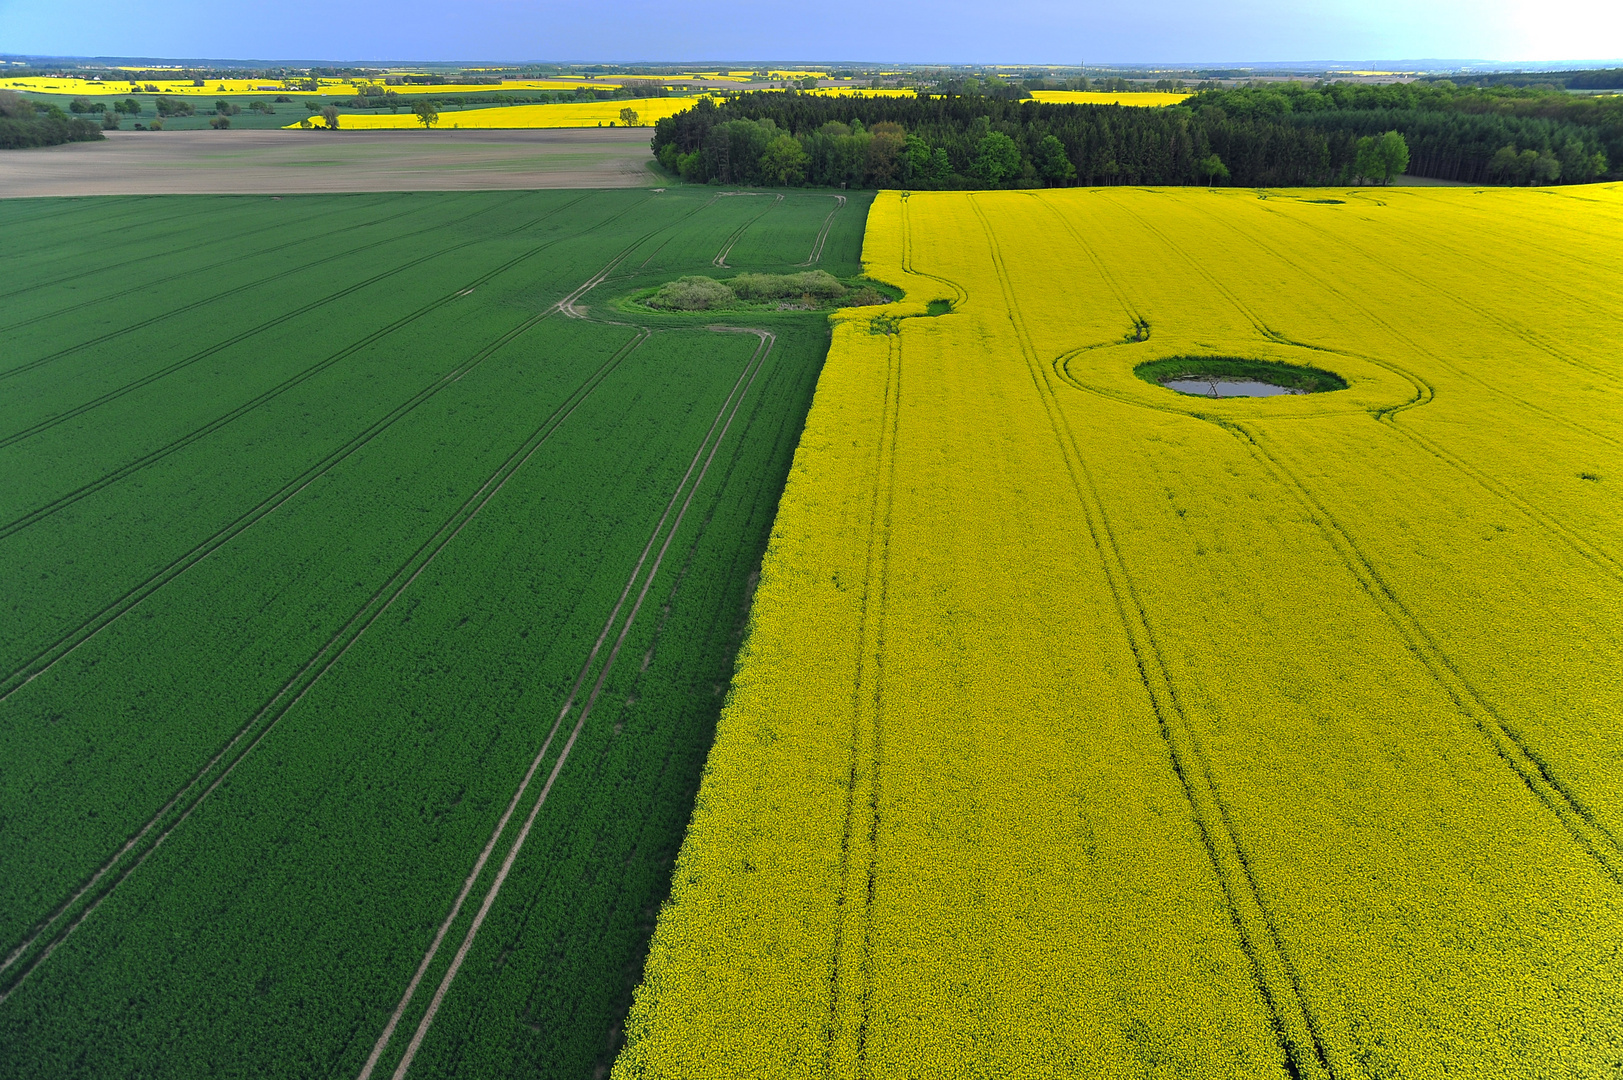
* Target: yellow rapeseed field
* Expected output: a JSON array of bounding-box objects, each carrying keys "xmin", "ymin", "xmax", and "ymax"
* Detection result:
[
  {"xmin": 615, "ymin": 184, "xmax": 1623, "ymax": 1078},
  {"xmin": 1027, "ymin": 90, "xmax": 1193, "ymax": 106},
  {"xmin": 285, "ymin": 97, "xmax": 704, "ymax": 130},
  {"xmin": 0, "ymin": 75, "xmax": 625, "ymax": 97},
  {"xmin": 0, "ymin": 76, "xmax": 297, "ymax": 96}
]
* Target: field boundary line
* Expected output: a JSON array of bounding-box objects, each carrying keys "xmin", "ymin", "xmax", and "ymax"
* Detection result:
[
  {"xmin": 0, "ymin": 306, "xmax": 652, "ymax": 1004},
  {"xmin": 1, "ymin": 199, "xmax": 263, "ymax": 291},
  {"xmin": 0, "ymin": 197, "xmax": 400, "ymax": 335},
  {"xmin": 1046, "ymin": 352, "xmax": 1623, "ymax": 878},
  {"xmin": 0, "ymin": 191, "xmax": 725, "ymax": 700},
  {"xmin": 797, "ymin": 194, "xmax": 847, "ymax": 266},
  {"xmin": 0, "ymin": 191, "xmax": 582, "ymax": 438},
  {"xmin": 0, "ymin": 194, "xmax": 620, "ymax": 541},
  {"xmin": 1261, "ymin": 200, "xmax": 1622, "ymax": 382},
  {"xmin": 0, "ymin": 192, "xmax": 518, "ymax": 373},
  {"xmin": 1103, "ymin": 193, "xmax": 1623, "ymax": 578},
  {"xmin": 895, "ymin": 192, "xmax": 969, "ymax": 308},
  {"xmin": 361, "ymin": 327, "xmax": 775, "ymax": 1080},
  {"xmin": 0, "ymin": 195, "xmax": 164, "ymax": 239},
  {"xmin": 822, "ymin": 324, "xmax": 903, "ymax": 1076},
  {"xmin": 1372, "ymin": 417, "xmax": 1623, "ymax": 580},
  {"xmin": 712, "ymin": 193, "xmax": 783, "ymax": 268},
  {"xmin": 1034, "ymin": 194, "xmax": 1151, "ymax": 336},
  {"xmin": 1166, "ymin": 194, "xmax": 1622, "ymax": 451},
  {"xmin": 0, "ymin": 202, "xmax": 645, "ymax": 699},
  {"xmin": 635, "ymin": 193, "xmax": 724, "ymax": 270},
  {"xmin": 969, "ymin": 194, "xmax": 1337, "ymax": 1080},
  {"xmin": 1210, "ymin": 417, "xmax": 1623, "ymax": 883}
]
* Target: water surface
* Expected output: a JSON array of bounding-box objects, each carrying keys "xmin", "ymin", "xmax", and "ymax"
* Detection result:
[{"xmin": 1163, "ymin": 378, "xmax": 1306, "ymax": 398}]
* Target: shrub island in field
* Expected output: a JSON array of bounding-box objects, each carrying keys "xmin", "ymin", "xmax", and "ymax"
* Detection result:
[{"xmin": 635, "ymin": 269, "xmax": 893, "ymax": 312}]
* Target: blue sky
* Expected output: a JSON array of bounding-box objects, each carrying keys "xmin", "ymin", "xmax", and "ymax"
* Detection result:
[{"xmin": 1, "ymin": 0, "xmax": 1619, "ymax": 64}]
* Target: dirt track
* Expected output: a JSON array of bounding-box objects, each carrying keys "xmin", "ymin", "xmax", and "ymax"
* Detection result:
[{"xmin": 0, "ymin": 128, "xmax": 659, "ymax": 197}]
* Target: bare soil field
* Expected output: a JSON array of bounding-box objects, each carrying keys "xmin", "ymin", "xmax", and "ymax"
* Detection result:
[{"xmin": 0, "ymin": 128, "xmax": 659, "ymax": 197}]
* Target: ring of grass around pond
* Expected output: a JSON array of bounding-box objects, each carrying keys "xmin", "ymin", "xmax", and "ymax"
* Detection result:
[{"xmin": 1134, "ymin": 356, "xmax": 1349, "ymax": 397}]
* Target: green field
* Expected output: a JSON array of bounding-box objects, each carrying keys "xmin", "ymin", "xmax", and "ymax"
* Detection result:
[{"xmin": 0, "ymin": 187, "xmax": 872, "ymax": 1077}]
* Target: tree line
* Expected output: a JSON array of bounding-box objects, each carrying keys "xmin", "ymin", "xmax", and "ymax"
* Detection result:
[
  {"xmin": 0, "ymin": 91, "xmax": 105, "ymax": 149},
  {"xmin": 1201, "ymin": 82, "xmax": 1617, "ymax": 184},
  {"xmin": 649, "ymin": 84, "xmax": 1617, "ymax": 190}
]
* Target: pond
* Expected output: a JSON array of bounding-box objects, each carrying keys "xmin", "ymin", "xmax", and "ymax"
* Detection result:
[
  {"xmin": 1162, "ymin": 378, "xmax": 1307, "ymax": 397},
  {"xmin": 1134, "ymin": 356, "xmax": 1349, "ymax": 398}
]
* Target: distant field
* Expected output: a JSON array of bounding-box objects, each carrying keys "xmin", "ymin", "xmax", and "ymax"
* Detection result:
[
  {"xmin": 619, "ymin": 184, "xmax": 1623, "ymax": 1077},
  {"xmin": 0, "ymin": 185, "xmax": 872, "ymax": 1079},
  {"xmin": 0, "ymin": 76, "xmax": 635, "ymax": 97},
  {"xmin": 1027, "ymin": 89, "xmax": 1192, "ymax": 105},
  {"xmin": 0, "ymin": 129, "xmax": 659, "ymax": 197},
  {"xmin": 303, "ymin": 97, "xmax": 703, "ymax": 130}
]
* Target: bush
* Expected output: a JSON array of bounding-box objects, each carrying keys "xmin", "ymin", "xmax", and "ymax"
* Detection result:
[
  {"xmin": 209, "ymin": 114, "xmax": 231, "ymax": 129},
  {"xmin": 647, "ymin": 276, "xmax": 737, "ymax": 310},
  {"xmin": 0, "ymin": 114, "xmax": 105, "ymax": 149},
  {"xmin": 0, "ymin": 90, "xmax": 35, "ymax": 120},
  {"xmin": 729, "ymin": 270, "xmax": 845, "ymax": 300},
  {"xmin": 846, "ymin": 286, "xmax": 892, "ymax": 306}
]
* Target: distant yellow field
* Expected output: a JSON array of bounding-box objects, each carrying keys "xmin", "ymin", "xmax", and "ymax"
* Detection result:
[
  {"xmin": 285, "ymin": 97, "xmax": 703, "ymax": 130},
  {"xmin": 1028, "ymin": 90, "xmax": 1192, "ymax": 106},
  {"xmin": 353, "ymin": 79, "xmax": 625, "ymax": 96},
  {"xmin": 802, "ymin": 87, "xmax": 919, "ymax": 98},
  {"xmin": 0, "ymin": 75, "xmax": 626, "ymax": 97},
  {"xmin": 0, "ymin": 77, "xmax": 295, "ymax": 96},
  {"xmin": 617, "ymin": 184, "xmax": 1623, "ymax": 1078}
]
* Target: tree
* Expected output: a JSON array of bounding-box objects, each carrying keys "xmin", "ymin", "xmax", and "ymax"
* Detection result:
[
  {"xmin": 1035, "ymin": 134, "xmax": 1077, "ymax": 184},
  {"xmin": 320, "ymin": 106, "xmax": 339, "ymax": 130},
  {"xmin": 412, "ymin": 100, "xmax": 439, "ymax": 129},
  {"xmin": 209, "ymin": 114, "xmax": 231, "ymax": 129},
  {"xmin": 1531, "ymin": 149, "xmax": 1562, "ymax": 185},
  {"xmin": 101, "ymin": 109, "xmax": 121, "ymax": 130},
  {"xmin": 1195, "ymin": 153, "xmax": 1230, "ymax": 185},
  {"xmin": 901, "ymin": 134, "xmax": 932, "ymax": 183},
  {"xmin": 1353, "ymin": 135, "xmax": 1380, "ymax": 184},
  {"xmin": 867, "ymin": 122, "xmax": 906, "ymax": 186},
  {"xmin": 69, "ymin": 97, "xmax": 93, "ymax": 114},
  {"xmin": 1373, "ymin": 130, "xmax": 1409, "ymax": 184},
  {"xmin": 1557, "ymin": 138, "xmax": 1596, "ymax": 183},
  {"xmin": 759, "ymin": 133, "xmax": 809, "ymax": 185},
  {"xmin": 619, "ymin": 106, "xmax": 639, "ymax": 127},
  {"xmin": 973, "ymin": 131, "xmax": 1021, "ymax": 183},
  {"xmin": 1488, "ymin": 143, "xmax": 1524, "ymax": 184}
]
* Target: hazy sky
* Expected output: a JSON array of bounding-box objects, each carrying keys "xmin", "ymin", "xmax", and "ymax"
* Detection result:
[{"xmin": 1, "ymin": 0, "xmax": 1619, "ymax": 64}]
